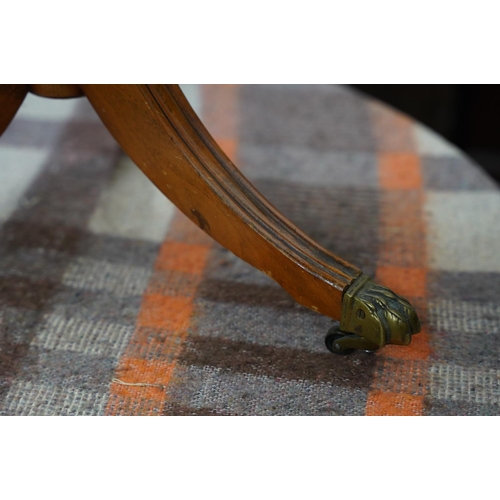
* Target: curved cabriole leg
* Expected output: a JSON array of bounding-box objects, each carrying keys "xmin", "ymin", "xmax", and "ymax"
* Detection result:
[
  {"xmin": 0, "ymin": 85, "xmax": 28, "ymax": 136},
  {"xmin": 80, "ymin": 84, "xmax": 421, "ymax": 353}
]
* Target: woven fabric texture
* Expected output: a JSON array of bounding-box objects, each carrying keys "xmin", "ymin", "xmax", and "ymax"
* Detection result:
[{"xmin": 0, "ymin": 85, "xmax": 499, "ymax": 416}]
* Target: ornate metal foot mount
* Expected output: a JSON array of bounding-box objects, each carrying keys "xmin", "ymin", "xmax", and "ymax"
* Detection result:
[{"xmin": 325, "ymin": 274, "xmax": 421, "ymax": 355}]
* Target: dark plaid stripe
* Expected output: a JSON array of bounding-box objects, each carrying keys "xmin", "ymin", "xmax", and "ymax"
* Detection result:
[
  {"xmin": 178, "ymin": 334, "xmax": 378, "ymax": 388},
  {"xmin": 0, "ymin": 98, "xmax": 127, "ymax": 414}
]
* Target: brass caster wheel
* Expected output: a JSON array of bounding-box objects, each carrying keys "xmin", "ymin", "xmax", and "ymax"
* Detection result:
[
  {"xmin": 325, "ymin": 326, "xmax": 355, "ymax": 355},
  {"xmin": 324, "ymin": 325, "xmax": 380, "ymax": 355}
]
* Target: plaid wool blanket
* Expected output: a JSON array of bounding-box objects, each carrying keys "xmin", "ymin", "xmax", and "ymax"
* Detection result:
[{"xmin": 0, "ymin": 84, "xmax": 499, "ymax": 416}]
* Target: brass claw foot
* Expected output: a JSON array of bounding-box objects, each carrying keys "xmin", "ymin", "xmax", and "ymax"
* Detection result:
[{"xmin": 326, "ymin": 274, "xmax": 421, "ymax": 355}]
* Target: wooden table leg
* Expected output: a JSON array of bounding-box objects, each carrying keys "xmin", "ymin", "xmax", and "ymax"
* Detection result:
[
  {"xmin": 0, "ymin": 83, "xmax": 421, "ymax": 352},
  {"xmin": 82, "ymin": 84, "xmax": 359, "ymax": 316},
  {"xmin": 81, "ymin": 84, "xmax": 421, "ymax": 352},
  {"xmin": 0, "ymin": 85, "xmax": 28, "ymax": 136}
]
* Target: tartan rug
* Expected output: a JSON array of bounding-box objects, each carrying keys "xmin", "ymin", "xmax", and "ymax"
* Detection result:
[{"xmin": 0, "ymin": 85, "xmax": 499, "ymax": 416}]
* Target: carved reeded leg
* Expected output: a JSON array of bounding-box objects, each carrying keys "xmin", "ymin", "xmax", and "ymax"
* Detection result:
[{"xmin": 0, "ymin": 84, "xmax": 421, "ymax": 353}]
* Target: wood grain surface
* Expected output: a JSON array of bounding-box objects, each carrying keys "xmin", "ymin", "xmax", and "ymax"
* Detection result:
[{"xmin": 28, "ymin": 84, "xmax": 84, "ymax": 99}]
